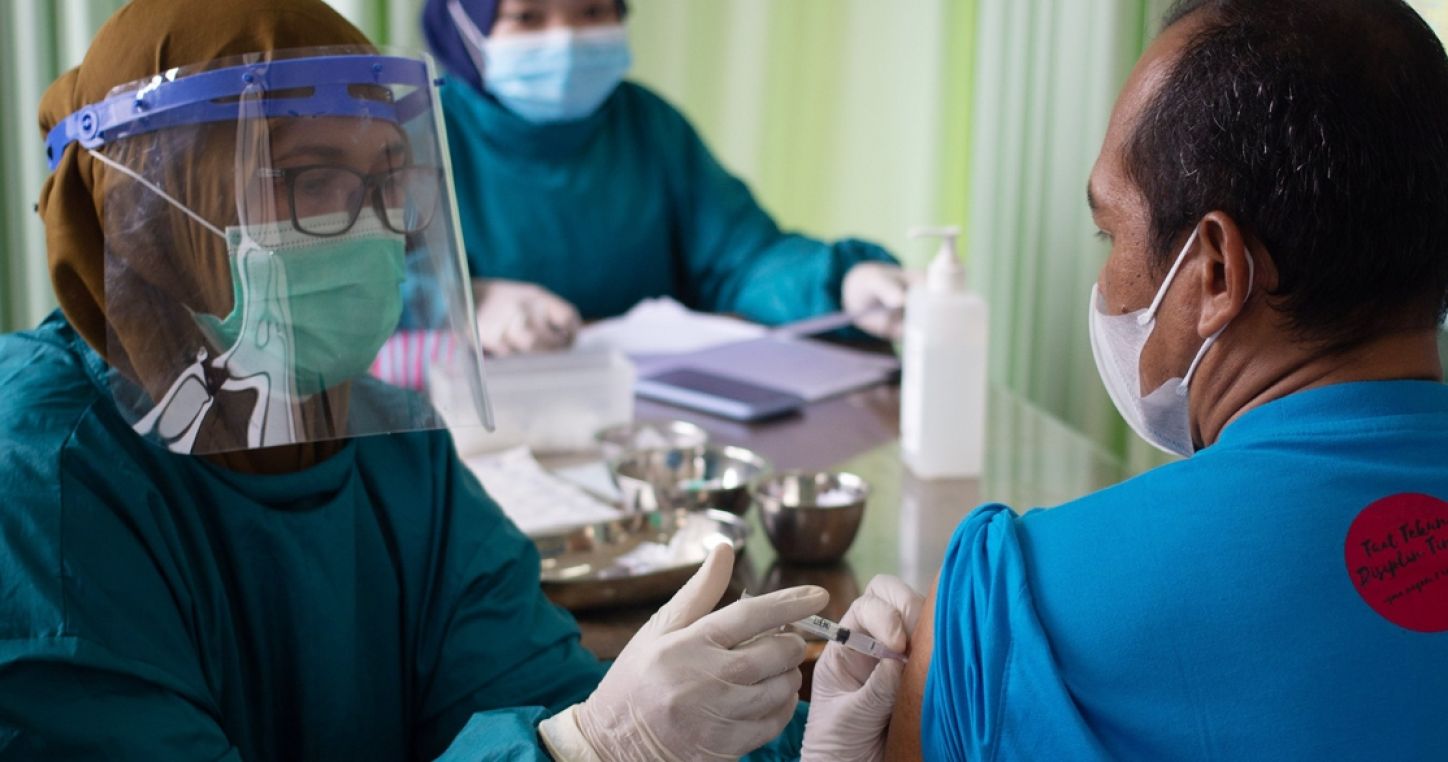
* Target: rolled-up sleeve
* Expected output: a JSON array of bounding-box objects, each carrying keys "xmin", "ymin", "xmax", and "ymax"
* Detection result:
[{"xmin": 922, "ymin": 505, "xmax": 1107, "ymax": 761}]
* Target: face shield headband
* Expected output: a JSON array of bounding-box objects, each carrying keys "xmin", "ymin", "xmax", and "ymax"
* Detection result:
[{"xmin": 46, "ymin": 54, "xmax": 436, "ymax": 171}]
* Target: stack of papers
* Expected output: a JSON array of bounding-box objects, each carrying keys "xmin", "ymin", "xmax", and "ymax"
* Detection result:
[
  {"xmin": 576, "ymin": 297, "xmax": 765, "ymax": 357},
  {"xmin": 576, "ymin": 297, "xmax": 900, "ymax": 403},
  {"xmin": 463, "ymin": 447, "xmax": 622, "ymax": 536}
]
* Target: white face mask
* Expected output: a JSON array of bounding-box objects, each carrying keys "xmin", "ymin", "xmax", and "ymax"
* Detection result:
[{"xmin": 1087, "ymin": 228, "xmax": 1254, "ymax": 456}]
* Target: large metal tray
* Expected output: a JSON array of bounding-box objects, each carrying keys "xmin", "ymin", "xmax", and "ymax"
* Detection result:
[{"xmin": 535, "ymin": 508, "xmax": 750, "ymax": 611}]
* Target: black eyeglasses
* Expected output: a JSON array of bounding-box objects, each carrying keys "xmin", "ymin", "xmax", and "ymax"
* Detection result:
[{"xmin": 259, "ymin": 164, "xmax": 444, "ymax": 238}]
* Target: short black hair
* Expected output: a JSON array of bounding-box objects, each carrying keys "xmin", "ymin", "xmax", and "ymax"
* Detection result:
[{"xmin": 1127, "ymin": 0, "xmax": 1448, "ymax": 349}]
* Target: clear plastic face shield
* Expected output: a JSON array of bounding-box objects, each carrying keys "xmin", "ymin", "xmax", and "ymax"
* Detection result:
[{"xmin": 45, "ymin": 47, "xmax": 492, "ymax": 455}]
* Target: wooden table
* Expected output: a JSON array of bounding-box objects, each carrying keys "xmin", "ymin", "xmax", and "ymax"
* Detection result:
[{"xmin": 570, "ymin": 383, "xmax": 1127, "ymax": 661}]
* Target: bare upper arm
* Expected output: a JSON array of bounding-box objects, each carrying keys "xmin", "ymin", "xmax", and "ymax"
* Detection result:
[{"xmin": 884, "ymin": 571, "xmax": 939, "ymax": 761}]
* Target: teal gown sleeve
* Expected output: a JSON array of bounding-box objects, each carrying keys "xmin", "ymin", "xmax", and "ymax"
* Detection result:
[
  {"xmin": 0, "ymin": 335, "xmax": 241, "ymax": 759},
  {"xmin": 414, "ymin": 451, "xmax": 607, "ymax": 760},
  {"xmin": 656, "ymin": 100, "xmax": 898, "ymax": 326}
]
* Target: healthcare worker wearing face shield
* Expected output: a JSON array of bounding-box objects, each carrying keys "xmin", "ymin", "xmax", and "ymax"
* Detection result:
[
  {"xmin": 792, "ymin": 1, "xmax": 1448, "ymax": 760},
  {"xmin": 421, "ymin": 0, "xmax": 911, "ymax": 356},
  {"xmin": 0, "ymin": 1, "xmax": 829, "ymax": 758}
]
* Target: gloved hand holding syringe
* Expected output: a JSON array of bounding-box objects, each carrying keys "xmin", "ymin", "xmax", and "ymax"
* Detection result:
[{"xmin": 741, "ymin": 591, "xmax": 907, "ymax": 662}]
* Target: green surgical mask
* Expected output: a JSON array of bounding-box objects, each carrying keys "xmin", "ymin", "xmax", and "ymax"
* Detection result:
[{"xmin": 196, "ymin": 212, "xmax": 407, "ymax": 398}]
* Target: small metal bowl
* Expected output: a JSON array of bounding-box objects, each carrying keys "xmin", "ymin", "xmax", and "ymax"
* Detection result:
[
  {"xmin": 610, "ymin": 445, "xmax": 772, "ymax": 516},
  {"xmin": 754, "ymin": 471, "xmax": 869, "ymax": 564},
  {"xmin": 594, "ymin": 419, "xmax": 709, "ymax": 462}
]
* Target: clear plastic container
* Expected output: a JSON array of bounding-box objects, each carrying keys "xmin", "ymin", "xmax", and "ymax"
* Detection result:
[
  {"xmin": 438, "ymin": 349, "xmax": 636, "ymax": 456},
  {"xmin": 901, "ymin": 227, "xmax": 988, "ymax": 479}
]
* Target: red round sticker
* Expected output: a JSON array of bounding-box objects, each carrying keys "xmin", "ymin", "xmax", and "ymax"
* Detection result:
[{"xmin": 1344, "ymin": 493, "xmax": 1448, "ymax": 633}]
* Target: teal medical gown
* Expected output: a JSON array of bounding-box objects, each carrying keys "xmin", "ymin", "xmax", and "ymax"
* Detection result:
[
  {"xmin": 0, "ymin": 313, "xmax": 804, "ymax": 760},
  {"xmin": 923, "ymin": 381, "xmax": 1448, "ymax": 760},
  {"xmin": 440, "ymin": 79, "xmax": 897, "ymax": 323}
]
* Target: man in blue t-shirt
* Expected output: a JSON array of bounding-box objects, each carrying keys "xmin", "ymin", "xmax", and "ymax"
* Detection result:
[{"xmin": 796, "ymin": 1, "xmax": 1448, "ymax": 759}]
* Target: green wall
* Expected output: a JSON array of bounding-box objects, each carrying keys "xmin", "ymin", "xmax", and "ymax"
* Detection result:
[{"xmin": 626, "ymin": 0, "xmax": 976, "ymax": 271}]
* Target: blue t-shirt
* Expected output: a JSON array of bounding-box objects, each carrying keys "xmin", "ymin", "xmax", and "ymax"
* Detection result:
[{"xmin": 924, "ymin": 380, "xmax": 1448, "ymax": 760}]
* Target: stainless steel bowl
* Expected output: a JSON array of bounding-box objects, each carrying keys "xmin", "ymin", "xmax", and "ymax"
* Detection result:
[
  {"xmin": 754, "ymin": 471, "xmax": 869, "ymax": 563},
  {"xmin": 534, "ymin": 508, "xmax": 750, "ymax": 610},
  {"xmin": 594, "ymin": 419, "xmax": 709, "ymax": 462},
  {"xmin": 610, "ymin": 445, "xmax": 771, "ymax": 516}
]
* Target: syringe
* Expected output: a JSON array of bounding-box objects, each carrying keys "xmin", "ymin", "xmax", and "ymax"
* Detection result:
[{"xmin": 740, "ymin": 591, "xmax": 907, "ymax": 662}]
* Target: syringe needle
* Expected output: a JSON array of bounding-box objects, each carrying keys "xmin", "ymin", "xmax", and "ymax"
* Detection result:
[{"xmin": 740, "ymin": 591, "xmax": 907, "ymax": 662}]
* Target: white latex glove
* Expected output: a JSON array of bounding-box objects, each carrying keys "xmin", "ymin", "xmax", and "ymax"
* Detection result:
[
  {"xmin": 841, "ymin": 263, "xmax": 913, "ymax": 341},
  {"xmin": 800, "ymin": 575, "xmax": 925, "ymax": 762},
  {"xmin": 472, "ymin": 278, "xmax": 581, "ymax": 356},
  {"xmin": 539, "ymin": 544, "xmax": 829, "ymax": 762}
]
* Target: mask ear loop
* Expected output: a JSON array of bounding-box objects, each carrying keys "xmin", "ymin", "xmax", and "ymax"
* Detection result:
[
  {"xmin": 88, "ymin": 148, "xmax": 232, "ymax": 454},
  {"xmin": 87, "ymin": 149, "xmax": 225, "ymax": 240},
  {"xmin": 1178, "ymin": 249, "xmax": 1257, "ymax": 393},
  {"xmin": 1141, "ymin": 227, "xmax": 1201, "ymax": 326}
]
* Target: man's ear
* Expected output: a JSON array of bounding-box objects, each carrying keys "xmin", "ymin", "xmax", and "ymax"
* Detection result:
[{"xmin": 1194, "ymin": 211, "xmax": 1256, "ymax": 338}]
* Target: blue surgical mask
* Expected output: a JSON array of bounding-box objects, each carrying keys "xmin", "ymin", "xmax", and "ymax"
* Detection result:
[{"xmin": 449, "ymin": 1, "xmax": 631, "ymax": 124}]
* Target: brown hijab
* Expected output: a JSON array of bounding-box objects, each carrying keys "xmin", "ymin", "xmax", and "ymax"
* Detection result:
[{"xmin": 37, "ymin": 0, "xmax": 376, "ymax": 474}]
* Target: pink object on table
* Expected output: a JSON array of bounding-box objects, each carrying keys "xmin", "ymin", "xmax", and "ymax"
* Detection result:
[{"xmin": 371, "ymin": 330, "xmax": 460, "ymax": 390}]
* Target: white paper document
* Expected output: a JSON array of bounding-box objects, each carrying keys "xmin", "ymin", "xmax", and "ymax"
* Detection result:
[
  {"xmin": 575, "ymin": 297, "xmax": 765, "ymax": 357},
  {"xmin": 552, "ymin": 460, "xmax": 624, "ymax": 502},
  {"xmin": 463, "ymin": 447, "xmax": 622, "ymax": 536}
]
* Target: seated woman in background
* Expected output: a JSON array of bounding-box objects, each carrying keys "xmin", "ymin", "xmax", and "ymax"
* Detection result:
[{"xmin": 422, "ymin": 0, "xmax": 911, "ymax": 355}]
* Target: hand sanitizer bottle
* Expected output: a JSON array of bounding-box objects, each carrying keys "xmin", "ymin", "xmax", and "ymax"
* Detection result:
[{"xmin": 900, "ymin": 226, "xmax": 988, "ymax": 479}]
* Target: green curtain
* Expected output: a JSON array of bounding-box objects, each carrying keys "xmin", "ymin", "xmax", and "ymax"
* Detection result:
[
  {"xmin": 625, "ymin": 0, "xmax": 976, "ymax": 271},
  {"xmin": 1415, "ymin": 0, "xmax": 1448, "ymax": 32},
  {"xmin": 966, "ymin": 0, "xmax": 1174, "ymax": 472},
  {"xmin": 325, "ymin": 0, "xmax": 425, "ymax": 52},
  {"xmin": 0, "ymin": 0, "xmax": 127, "ymax": 335}
]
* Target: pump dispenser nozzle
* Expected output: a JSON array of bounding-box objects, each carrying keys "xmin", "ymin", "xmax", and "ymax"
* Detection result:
[{"xmin": 909, "ymin": 226, "xmax": 964, "ymax": 293}]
